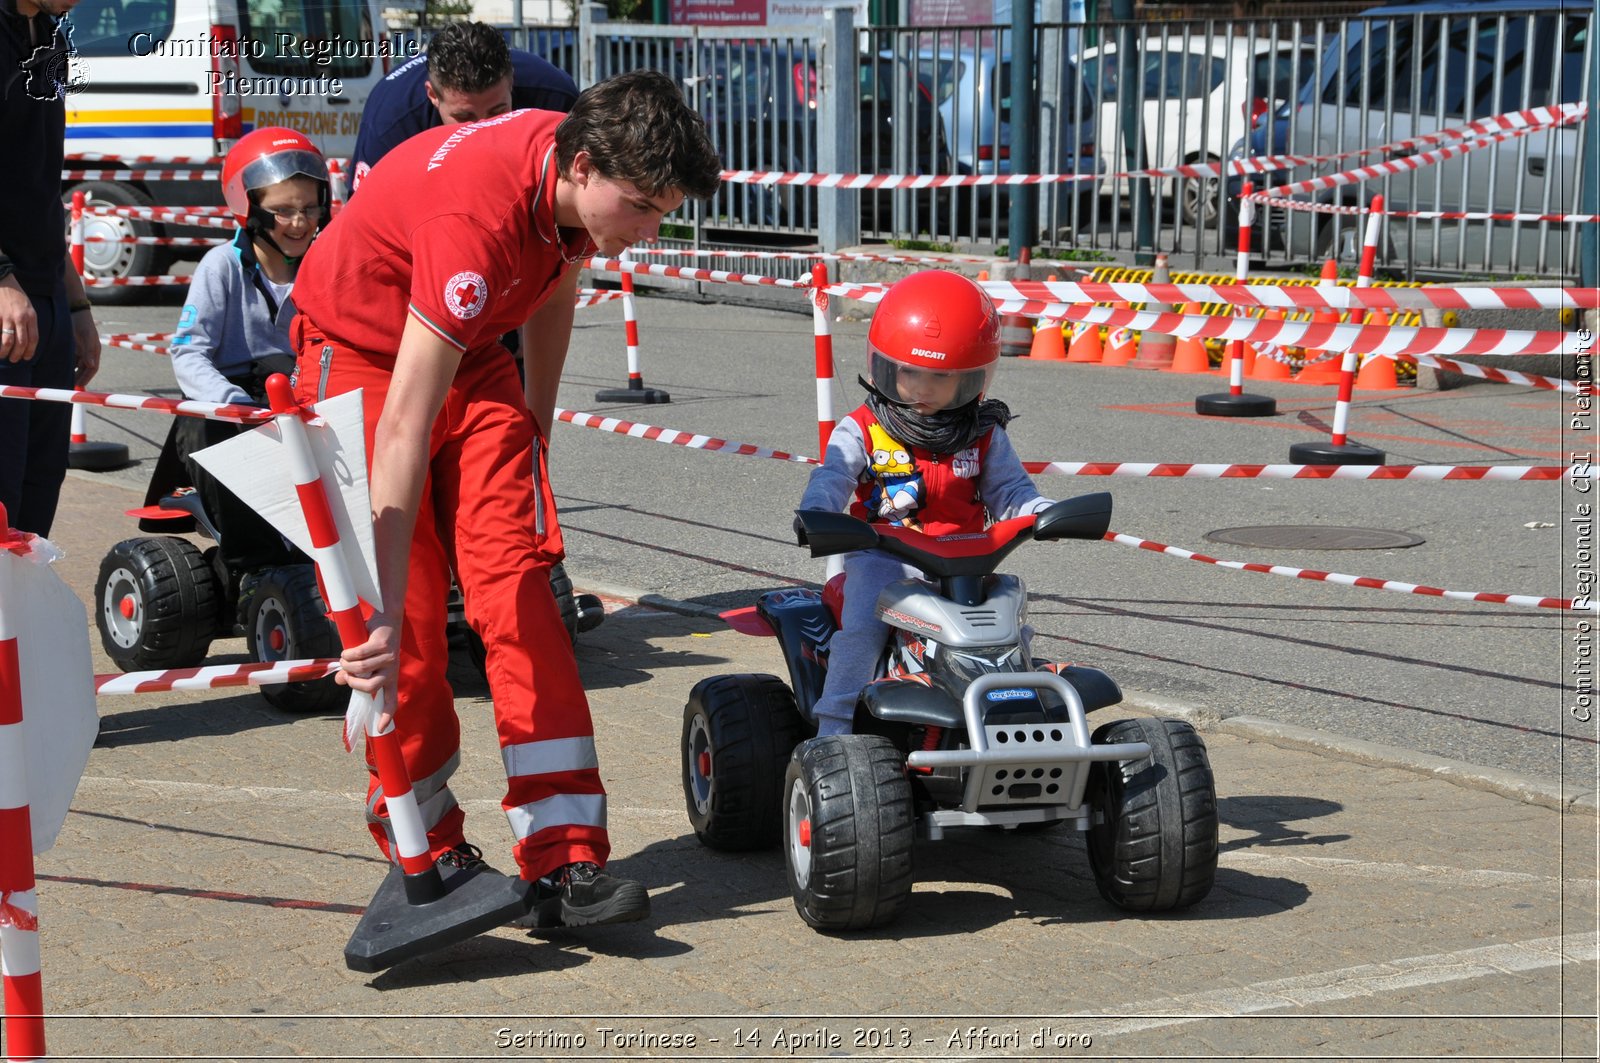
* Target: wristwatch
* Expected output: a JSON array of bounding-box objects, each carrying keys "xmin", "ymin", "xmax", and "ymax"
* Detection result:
[{"xmin": 0, "ymin": 255, "xmax": 14, "ymax": 285}]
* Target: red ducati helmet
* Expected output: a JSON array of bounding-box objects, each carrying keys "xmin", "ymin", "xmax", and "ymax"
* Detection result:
[
  {"xmin": 221, "ymin": 127, "xmax": 329, "ymax": 226},
  {"xmin": 867, "ymin": 269, "xmax": 1000, "ymax": 411}
]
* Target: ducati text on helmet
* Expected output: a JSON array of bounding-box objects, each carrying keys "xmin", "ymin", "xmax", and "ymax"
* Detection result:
[
  {"xmin": 867, "ymin": 270, "xmax": 1000, "ymax": 412},
  {"xmin": 221, "ymin": 127, "xmax": 331, "ymax": 227}
]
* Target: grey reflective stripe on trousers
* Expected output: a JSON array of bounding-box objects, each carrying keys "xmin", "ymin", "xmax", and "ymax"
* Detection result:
[
  {"xmin": 367, "ymin": 749, "xmax": 461, "ymax": 861},
  {"xmin": 502, "ymin": 735, "xmax": 599, "ymax": 778},
  {"xmin": 506, "ymin": 792, "xmax": 607, "ymax": 843}
]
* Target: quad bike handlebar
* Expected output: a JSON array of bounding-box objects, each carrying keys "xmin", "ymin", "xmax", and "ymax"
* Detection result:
[{"xmin": 794, "ymin": 492, "xmax": 1112, "ymax": 581}]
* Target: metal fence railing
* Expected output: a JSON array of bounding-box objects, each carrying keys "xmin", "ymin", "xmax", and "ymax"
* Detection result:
[{"xmin": 503, "ymin": 4, "xmax": 1591, "ymax": 280}]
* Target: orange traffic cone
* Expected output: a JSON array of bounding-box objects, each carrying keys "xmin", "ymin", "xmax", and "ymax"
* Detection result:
[
  {"xmin": 1297, "ymin": 260, "xmax": 1347, "ymax": 385},
  {"xmin": 1028, "ymin": 319, "xmax": 1068, "ymax": 361},
  {"xmin": 1164, "ymin": 307, "xmax": 1211, "ymax": 373},
  {"xmin": 1065, "ymin": 319, "xmax": 1103, "ymax": 363},
  {"xmin": 1355, "ymin": 311, "xmax": 1402, "ymax": 390},
  {"xmin": 1102, "ymin": 324, "xmax": 1137, "ymax": 366},
  {"xmin": 1247, "ymin": 340, "xmax": 1294, "ymax": 382}
]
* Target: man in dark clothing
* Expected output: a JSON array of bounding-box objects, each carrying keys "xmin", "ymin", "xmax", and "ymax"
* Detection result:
[
  {"xmin": 0, "ymin": 0, "xmax": 100, "ymax": 536},
  {"xmin": 349, "ymin": 20, "xmax": 577, "ymax": 194}
]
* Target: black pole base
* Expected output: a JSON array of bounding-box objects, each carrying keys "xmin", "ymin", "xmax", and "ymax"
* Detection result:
[
  {"xmin": 1289, "ymin": 440, "xmax": 1386, "ymax": 466},
  {"xmin": 1195, "ymin": 392, "xmax": 1277, "ymax": 418},
  {"xmin": 343, "ymin": 862, "xmax": 534, "ymax": 973},
  {"xmin": 594, "ymin": 385, "xmax": 670, "ymax": 404},
  {"xmin": 69, "ymin": 440, "xmax": 131, "ymax": 471}
]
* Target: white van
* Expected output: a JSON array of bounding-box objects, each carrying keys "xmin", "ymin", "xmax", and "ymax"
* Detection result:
[{"xmin": 61, "ymin": 0, "xmax": 405, "ymax": 296}]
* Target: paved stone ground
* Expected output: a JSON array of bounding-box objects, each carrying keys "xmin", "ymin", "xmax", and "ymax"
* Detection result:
[{"xmin": 14, "ymin": 474, "xmax": 1599, "ymax": 1061}]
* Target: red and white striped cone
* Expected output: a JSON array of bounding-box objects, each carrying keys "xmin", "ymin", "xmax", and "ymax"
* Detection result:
[
  {"xmin": 0, "ymin": 507, "xmax": 45, "ymax": 1063},
  {"xmin": 258, "ymin": 377, "xmax": 535, "ymax": 970},
  {"xmin": 325, "ymin": 157, "xmax": 346, "ymax": 217},
  {"xmin": 1196, "ymin": 184, "xmax": 1276, "ymax": 417},
  {"xmin": 1291, "ymin": 196, "xmax": 1387, "ymax": 466},
  {"xmin": 595, "ymin": 251, "xmax": 668, "ymax": 404}
]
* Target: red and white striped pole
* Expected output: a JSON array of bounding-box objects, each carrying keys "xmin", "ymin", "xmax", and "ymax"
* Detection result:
[
  {"xmin": 1195, "ymin": 182, "xmax": 1276, "ymax": 417},
  {"xmin": 809, "ymin": 261, "xmax": 836, "ymax": 458},
  {"xmin": 594, "ymin": 250, "xmax": 668, "ymax": 404},
  {"xmin": 69, "ymin": 191, "xmax": 85, "ymax": 277},
  {"xmin": 325, "ymin": 157, "xmax": 346, "ymax": 218},
  {"xmin": 1226, "ymin": 182, "xmax": 1252, "ymax": 393},
  {"xmin": 67, "ymin": 192, "xmax": 131, "ymax": 471},
  {"xmin": 261, "ymin": 376, "xmax": 442, "ymax": 901},
  {"xmin": 1289, "ymin": 195, "xmax": 1386, "ymax": 465},
  {"xmin": 0, "ymin": 506, "xmax": 45, "ymax": 1062}
]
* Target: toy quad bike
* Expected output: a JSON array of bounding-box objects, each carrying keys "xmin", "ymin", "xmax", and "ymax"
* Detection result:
[
  {"xmin": 681, "ymin": 492, "xmax": 1218, "ymax": 931},
  {"xmin": 96, "ymin": 486, "xmax": 603, "ymax": 714}
]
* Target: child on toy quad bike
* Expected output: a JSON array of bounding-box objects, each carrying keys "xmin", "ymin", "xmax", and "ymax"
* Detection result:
[
  {"xmin": 796, "ymin": 269, "xmax": 1055, "ymax": 737},
  {"xmin": 143, "ymin": 126, "xmax": 329, "ymax": 573}
]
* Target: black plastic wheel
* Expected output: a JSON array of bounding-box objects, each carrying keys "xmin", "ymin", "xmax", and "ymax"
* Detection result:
[
  {"xmin": 783, "ymin": 735, "xmax": 914, "ymax": 931},
  {"xmin": 65, "ymin": 180, "xmax": 167, "ymax": 305},
  {"xmin": 244, "ymin": 565, "xmax": 343, "ymax": 714},
  {"xmin": 682, "ymin": 673, "xmax": 808, "ymax": 850},
  {"xmin": 95, "ymin": 537, "xmax": 218, "ymax": 671},
  {"xmin": 1086, "ymin": 718, "xmax": 1218, "ymax": 912}
]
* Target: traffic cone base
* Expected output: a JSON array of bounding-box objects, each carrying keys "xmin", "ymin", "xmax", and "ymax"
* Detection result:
[
  {"xmin": 1248, "ymin": 345, "xmax": 1294, "ymax": 382},
  {"xmin": 1166, "ymin": 332, "xmax": 1211, "ymax": 374}
]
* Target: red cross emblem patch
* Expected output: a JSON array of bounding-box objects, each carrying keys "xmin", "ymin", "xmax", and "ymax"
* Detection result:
[{"xmin": 444, "ymin": 270, "xmax": 489, "ymax": 320}]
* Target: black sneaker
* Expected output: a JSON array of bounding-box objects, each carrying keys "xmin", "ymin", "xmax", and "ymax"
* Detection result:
[{"xmin": 523, "ymin": 862, "xmax": 649, "ymax": 929}]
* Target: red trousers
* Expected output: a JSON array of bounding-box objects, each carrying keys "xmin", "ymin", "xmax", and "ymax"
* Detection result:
[{"xmin": 292, "ymin": 316, "xmax": 608, "ymax": 880}]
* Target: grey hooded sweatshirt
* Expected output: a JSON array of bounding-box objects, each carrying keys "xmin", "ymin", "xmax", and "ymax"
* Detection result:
[{"xmin": 168, "ymin": 229, "xmax": 296, "ymax": 405}]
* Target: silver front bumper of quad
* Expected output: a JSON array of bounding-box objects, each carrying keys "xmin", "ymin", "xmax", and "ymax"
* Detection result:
[{"xmin": 904, "ymin": 672, "xmax": 1151, "ymax": 838}]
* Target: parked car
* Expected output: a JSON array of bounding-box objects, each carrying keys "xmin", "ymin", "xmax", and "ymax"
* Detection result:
[
  {"xmin": 1226, "ymin": 0, "xmax": 1589, "ymax": 273},
  {"xmin": 1079, "ymin": 34, "xmax": 1316, "ymax": 227},
  {"xmin": 674, "ymin": 41, "xmax": 948, "ymax": 232},
  {"xmin": 928, "ymin": 47, "xmax": 1099, "ymax": 236}
]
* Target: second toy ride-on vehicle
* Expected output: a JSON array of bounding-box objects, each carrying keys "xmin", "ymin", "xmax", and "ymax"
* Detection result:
[
  {"xmin": 95, "ymin": 484, "xmax": 603, "ymax": 714},
  {"xmin": 681, "ymin": 492, "xmax": 1219, "ymax": 931}
]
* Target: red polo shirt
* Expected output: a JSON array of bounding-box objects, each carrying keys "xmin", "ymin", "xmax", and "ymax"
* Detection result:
[{"xmin": 293, "ymin": 108, "xmax": 594, "ymax": 357}]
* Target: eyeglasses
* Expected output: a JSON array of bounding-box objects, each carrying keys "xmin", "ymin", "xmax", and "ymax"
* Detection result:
[{"xmin": 264, "ymin": 205, "xmax": 323, "ymax": 223}]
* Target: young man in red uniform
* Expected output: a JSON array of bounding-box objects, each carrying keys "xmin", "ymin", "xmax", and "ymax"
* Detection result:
[{"xmin": 289, "ymin": 69, "xmax": 721, "ymax": 928}]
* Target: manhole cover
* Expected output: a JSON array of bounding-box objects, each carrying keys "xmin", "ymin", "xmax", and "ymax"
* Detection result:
[{"xmin": 1204, "ymin": 525, "xmax": 1425, "ymax": 550}]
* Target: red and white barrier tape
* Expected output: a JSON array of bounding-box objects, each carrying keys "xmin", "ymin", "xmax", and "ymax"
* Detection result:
[
  {"xmin": 82, "ymin": 235, "xmax": 226, "ymax": 247},
  {"xmin": 552, "ymin": 406, "xmax": 1573, "ymax": 482},
  {"xmin": 101, "ymin": 332, "xmax": 173, "ymax": 343},
  {"xmin": 63, "ymin": 169, "xmax": 217, "ymax": 181},
  {"xmin": 976, "ymin": 280, "xmax": 1597, "ymax": 312},
  {"xmin": 102, "ymin": 338, "xmax": 173, "ymax": 354},
  {"xmin": 0, "ymin": 385, "xmax": 271, "ymax": 424},
  {"xmin": 67, "ymin": 152, "xmax": 225, "ymax": 164},
  {"xmin": 1108, "ymin": 530, "xmax": 1581, "ymax": 612},
  {"xmin": 1242, "ymin": 195, "xmax": 1600, "ymax": 225},
  {"xmin": 1263, "ymin": 107, "xmax": 1586, "ymax": 201},
  {"xmin": 86, "ymin": 206, "xmax": 235, "ymax": 229},
  {"xmin": 717, "ymin": 104, "xmax": 1586, "ymax": 191},
  {"xmin": 1392, "ymin": 352, "xmax": 1580, "ymax": 393},
  {"xmin": 555, "ymin": 408, "xmax": 816, "ymax": 464},
  {"xmin": 1027, "ymin": 462, "xmax": 1572, "ymax": 481},
  {"xmin": 585, "ymin": 255, "xmax": 806, "ymax": 290},
  {"xmin": 822, "ymin": 286, "xmax": 1576, "ymax": 357},
  {"xmin": 85, "ymin": 274, "xmax": 189, "ymax": 288},
  {"xmin": 575, "ymin": 288, "xmax": 627, "ymax": 308},
  {"xmin": 94, "ymin": 659, "xmax": 339, "ymax": 695}
]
